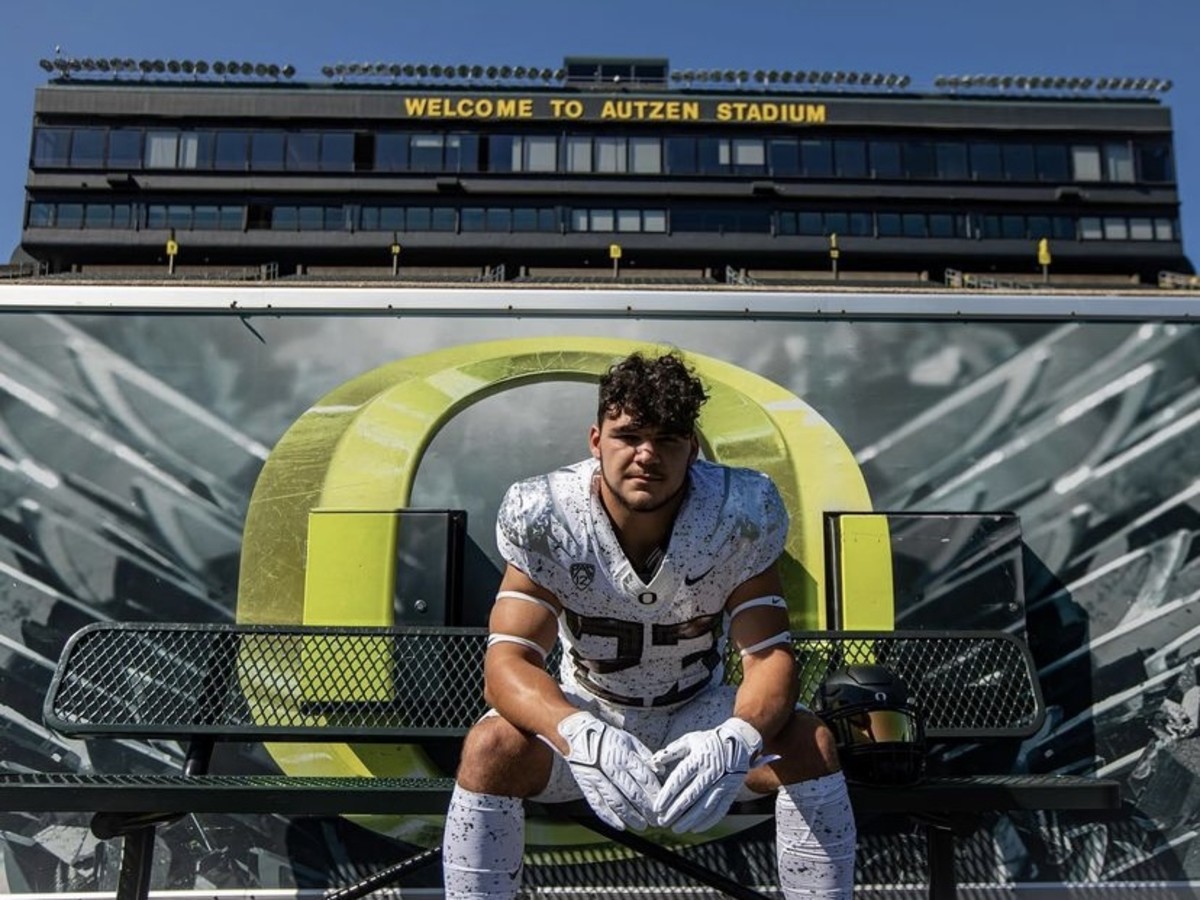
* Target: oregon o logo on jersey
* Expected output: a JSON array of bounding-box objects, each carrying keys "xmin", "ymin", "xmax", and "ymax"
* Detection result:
[{"xmin": 235, "ymin": 336, "xmax": 891, "ymax": 847}]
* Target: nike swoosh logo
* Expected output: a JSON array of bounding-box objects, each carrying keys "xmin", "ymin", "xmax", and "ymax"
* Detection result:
[{"xmin": 684, "ymin": 567, "xmax": 715, "ymax": 586}]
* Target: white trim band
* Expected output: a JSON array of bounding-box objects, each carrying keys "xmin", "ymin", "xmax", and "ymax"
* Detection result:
[
  {"xmin": 739, "ymin": 631, "xmax": 792, "ymax": 657},
  {"xmin": 487, "ymin": 633, "xmax": 550, "ymax": 660},
  {"xmin": 496, "ymin": 589, "xmax": 560, "ymax": 617}
]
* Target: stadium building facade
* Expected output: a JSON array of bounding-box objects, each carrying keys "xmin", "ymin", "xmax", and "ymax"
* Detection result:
[{"xmin": 17, "ymin": 57, "xmax": 1191, "ymax": 283}]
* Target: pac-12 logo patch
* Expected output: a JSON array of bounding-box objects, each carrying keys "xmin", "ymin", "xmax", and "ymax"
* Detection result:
[{"xmin": 571, "ymin": 563, "xmax": 596, "ymax": 589}]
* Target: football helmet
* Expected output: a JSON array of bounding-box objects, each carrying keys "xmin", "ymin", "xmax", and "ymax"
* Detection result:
[{"xmin": 815, "ymin": 664, "xmax": 926, "ymax": 785}]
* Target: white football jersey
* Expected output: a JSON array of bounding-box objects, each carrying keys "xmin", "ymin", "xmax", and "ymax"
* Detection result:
[{"xmin": 496, "ymin": 458, "xmax": 788, "ymax": 708}]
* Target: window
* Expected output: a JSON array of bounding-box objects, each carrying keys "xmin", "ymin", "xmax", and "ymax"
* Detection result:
[
  {"xmin": 797, "ymin": 212, "xmax": 823, "ymax": 235},
  {"xmin": 32, "ymin": 128, "xmax": 71, "ymax": 167},
  {"xmin": 1002, "ymin": 144, "xmax": 1035, "ymax": 181},
  {"xmin": 376, "ymin": 133, "xmax": 411, "ymax": 171},
  {"xmin": 799, "ymin": 140, "xmax": 832, "ymax": 177},
  {"xmin": 108, "ymin": 130, "xmax": 143, "ymax": 169},
  {"xmin": 697, "ymin": 138, "xmax": 725, "ymax": 175},
  {"xmin": 408, "ymin": 207, "xmax": 433, "ymax": 230},
  {"xmin": 1071, "ymin": 145, "xmax": 1102, "ymax": 182},
  {"xmin": 876, "ymin": 213, "xmax": 902, "ymax": 237},
  {"xmin": 825, "ymin": 212, "xmax": 849, "ymax": 237},
  {"xmin": 929, "ymin": 213, "xmax": 956, "ymax": 238},
  {"xmin": 380, "ymin": 207, "xmax": 405, "ymax": 231},
  {"xmin": 486, "ymin": 208, "xmax": 512, "ymax": 232},
  {"xmin": 286, "ymin": 133, "xmax": 321, "ymax": 171},
  {"xmin": 27, "ymin": 202, "xmax": 54, "ymax": 228},
  {"xmin": 214, "ymin": 132, "xmax": 249, "ymax": 170},
  {"xmin": 1154, "ymin": 218, "xmax": 1175, "ymax": 241},
  {"xmin": 524, "ymin": 136, "xmax": 557, "ymax": 172},
  {"xmin": 145, "ymin": 131, "xmax": 179, "ymax": 168},
  {"xmin": 643, "ymin": 209, "xmax": 666, "ymax": 233},
  {"xmin": 297, "ymin": 207, "xmax": 328, "ymax": 231},
  {"xmin": 56, "ymin": 203, "xmax": 83, "ymax": 228},
  {"xmin": 1079, "ymin": 217, "xmax": 1103, "ymax": 240},
  {"xmin": 1104, "ymin": 143, "xmax": 1134, "ymax": 182},
  {"xmin": 84, "ymin": 203, "xmax": 113, "ymax": 228},
  {"xmin": 1035, "ymin": 144, "xmax": 1070, "ymax": 181},
  {"xmin": 870, "ymin": 142, "xmax": 902, "ymax": 178},
  {"xmin": 834, "ymin": 141, "xmax": 867, "ymax": 178},
  {"xmin": 596, "ymin": 137, "xmax": 627, "ymax": 173},
  {"xmin": 1128, "ymin": 217, "xmax": 1154, "ymax": 240},
  {"xmin": 321, "ymin": 133, "xmax": 354, "ymax": 172},
  {"xmin": 488, "ymin": 135, "xmax": 515, "ymax": 172},
  {"xmin": 768, "ymin": 139, "xmax": 800, "ymax": 177},
  {"xmin": 1137, "ymin": 142, "xmax": 1174, "ymax": 183},
  {"xmin": 565, "ymin": 136, "xmax": 592, "ymax": 173},
  {"xmin": 935, "ymin": 143, "xmax": 968, "ymax": 180},
  {"xmin": 904, "ymin": 142, "xmax": 936, "ymax": 179},
  {"xmin": 448, "ymin": 134, "xmax": 479, "ymax": 173},
  {"xmin": 219, "ymin": 206, "xmax": 244, "ymax": 230},
  {"xmin": 1001, "ymin": 215, "xmax": 1025, "ymax": 239},
  {"xmin": 513, "ymin": 208, "xmax": 539, "ymax": 231},
  {"xmin": 70, "ymin": 129, "xmax": 106, "ymax": 168},
  {"xmin": 193, "ymin": 206, "xmax": 220, "ymax": 230},
  {"xmin": 731, "ymin": 139, "xmax": 765, "ymax": 173},
  {"xmin": 1103, "ymin": 217, "xmax": 1129, "ymax": 240},
  {"xmin": 666, "ymin": 137, "xmax": 697, "ymax": 175},
  {"xmin": 432, "ymin": 208, "xmax": 457, "ymax": 231},
  {"xmin": 1028, "ymin": 216, "xmax": 1052, "ymax": 239},
  {"xmin": 970, "ymin": 143, "xmax": 1003, "ymax": 180},
  {"xmin": 272, "ymin": 207, "xmax": 297, "ymax": 230},
  {"xmin": 1051, "ymin": 217, "xmax": 1075, "ymax": 240},
  {"xmin": 178, "ymin": 133, "xmax": 213, "ymax": 169},
  {"xmin": 591, "ymin": 209, "xmax": 615, "ymax": 231},
  {"xmin": 410, "ymin": 134, "xmax": 445, "ymax": 172},
  {"xmin": 902, "ymin": 213, "xmax": 928, "ymax": 237},
  {"xmin": 630, "ymin": 137, "xmax": 662, "ymax": 174},
  {"xmin": 848, "ymin": 212, "xmax": 873, "ymax": 236},
  {"xmin": 250, "ymin": 132, "xmax": 285, "ymax": 170},
  {"xmin": 570, "ymin": 209, "xmax": 588, "ymax": 231},
  {"xmin": 617, "ymin": 209, "xmax": 641, "ymax": 232}
]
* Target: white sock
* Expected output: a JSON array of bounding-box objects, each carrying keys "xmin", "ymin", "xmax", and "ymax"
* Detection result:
[
  {"xmin": 442, "ymin": 785, "xmax": 525, "ymax": 899},
  {"xmin": 776, "ymin": 771, "xmax": 857, "ymax": 898}
]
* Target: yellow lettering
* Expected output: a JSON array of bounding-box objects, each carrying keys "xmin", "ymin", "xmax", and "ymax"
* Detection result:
[
  {"xmin": 746, "ymin": 104, "xmax": 762, "ymax": 122},
  {"xmin": 759, "ymin": 103, "xmax": 779, "ymax": 123},
  {"xmin": 648, "ymin": 100, "xmax": 665, "ymax": 120},
  {"xmin": 806, "ymin": 104, "xmax": 826, "ymax": 123},
  {"xmin": 518, "ymin": 99, "xmax": 533, "ymax": 118},
  {"xmin": 716, "ymin": 102, "xmax": 731, "ymax": 121},
  {"xmin": 564, "ymin": 99, "xmax": 583, "ymax": 118},
  {"xmin": 550, "ymin": 99, "xmax": 566, "ymax": 117},
  {"xmin": 496, "ymin": 99, "xmax": 516, "ymax": 117},
  {"xmin": 475, "ymin": 98, "xmax": 493, "ymax": 117},
  {"xmin": 601, "ymin": 100, "xmax": 618, "ymax": 118},
  {"xmin": 683, "ymin": 102, "xmax": 700, "ymax": 121},
  {"xmin": 404, "ymin": 97, "xmax": 428, "ymax": 116}
]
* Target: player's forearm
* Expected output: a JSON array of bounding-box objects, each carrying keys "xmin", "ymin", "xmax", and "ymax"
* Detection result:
[
  {"xmin": 733, "ymin": 649, "xmax": 800, "ymax": 741},
  {"xmin": 484, "ymin": 654, "xmax": 579, "ymax": 753}
]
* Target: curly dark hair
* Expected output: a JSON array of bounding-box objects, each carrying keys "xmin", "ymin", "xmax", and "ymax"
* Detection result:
[{"xmin": 597, "ymin": 351, "xmax": 709, "ymax": 433}]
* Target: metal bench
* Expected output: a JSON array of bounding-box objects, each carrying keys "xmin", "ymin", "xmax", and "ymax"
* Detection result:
[{"xmin": 0, "ymin": 622, "xmax": 1121, "ymax": 900}]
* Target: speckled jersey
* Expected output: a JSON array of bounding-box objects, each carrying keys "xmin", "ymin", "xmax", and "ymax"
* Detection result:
[{"xmin": 496, "ymin": 458, "xmax": 788, "ymax": 708}]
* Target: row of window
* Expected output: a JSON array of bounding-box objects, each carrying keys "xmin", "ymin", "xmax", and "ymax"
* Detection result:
[
  {"xmin": 31, "ymin": 125, "xmax": 1176, "ymax": 184},
  {"xmin": 26, "ymin": 200, "xmax": 1181, "ymax": 243}
]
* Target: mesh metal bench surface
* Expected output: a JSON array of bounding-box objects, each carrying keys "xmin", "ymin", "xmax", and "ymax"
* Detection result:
[{"xmin": 0, "ymin": 622, "xmax": 1122, "ymax": 900}]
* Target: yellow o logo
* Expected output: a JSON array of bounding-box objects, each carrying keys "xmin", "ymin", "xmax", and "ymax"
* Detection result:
[{"xmin": 236, "ymin": 336, "xmax": 890, "ymax": 845}]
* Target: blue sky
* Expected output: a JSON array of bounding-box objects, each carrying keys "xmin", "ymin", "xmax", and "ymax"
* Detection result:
[{"xmin": 2, "ymin": 0, "xmax": 1198, "ymax": 268}]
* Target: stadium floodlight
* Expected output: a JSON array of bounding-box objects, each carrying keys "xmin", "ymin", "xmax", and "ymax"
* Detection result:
[
  {"xmin": 737, "ymin": 69, "xmax": 749, "ymax": 83},
  {"xmin": 415, "ymin": 63, "xmax": 428, "ymax": 77},
  {"xmin": 553, "ymin": 67, "xmax": 565, "ymax": 80},
  {"xmin": 321, "ymin": 64, "xmax": 334, "ymax": 77},
  {"xmin": 267, "ymin": 63, "xmax": 280, "ymax": 77},
  {"xmin": 428, "ymin": 63, "xmax": 442, "ymax": 77},
  {"xmin": 512, "ymin": 65, "xmax": 525, "ymax": 78},
  {"xmin": 1159, "ymin": 79, "xmax": 1173, "ymax": 92},
  {"xmin": 833, "ymin": 71, "xmax": 846, "ymax": 84},
  {"xmin": 150, "ymin": 59, "xmax": 164, "ymax": 73},
  {"xmin": 81, "ymin": 58, "xmax": 96, "ymax": 71},
  {"xmin": 254, "ymin": 63, "xmax": 267, "ymax": 76},
  {"xmin": 692, "ymin": 70, "xmax": 707, "ymax": 82},
  {"xmin": 138, "ymin": 59, "xmax": 152, "ymax": 73},
  {"xmin": 721, "ymin": 69, "xmax": 734, "ymax": 83},
  {"xmin": 97, "ymin": 58, "xmax": 112, "ymax": 72},
  {"xmin": 348, "ymin": 62, "xmax": 363, "ymax": 75},
  {"xmin": 282, "ymin": 63, "xmax": 295, "ymax": 78},
  {"xmin": 804, "ymin": 70, "xmax": 818, "ymax": 83},
  {"xmin": 38, "ymin": 58, "xmax": 54, "ymax": 72},
  {"xmin": 779, "ymin": 71, "xmax": 793, "ymax": 83},
  {"xmin": 873, "ymin": 73, "xmax": 887, "ymax": 86},
  {"xmin": 455, "ymin": 64, "xmax": 469, "ymax": 78},
  {"xmin": 212, "ymin": 61, "xmax": 226, "ymax": 75},
  {"xmin": 402, "ymin": 63, "xmax": 415, "ymax": 77},
  {"xmin": 753, "ymin": 69, "xmax": 766, "ymax": 83},
  {"xmin": 497, "ymin": 65, "xmax": 510, "ymax": 78},
  {"xmin": 485, "ymin": 65, "xmax": 497, "ymax": 78},
  {"xmin": 194, "ymin": 60, "xmax": 208, "ymax": 75},
  {"xmin": 846, "ymin": 72, "xmax": 860, "ymax": 85},
  {"xmin": 166, "ymin": 59, "xmax": 180, "ymax": 73},
  {"xmin": 898, "ymin": 74, "xmax": 911, "ymax": 88},
  {"xmin": 237, "ymin": 62, "xmax": 251, "ymax": 75},
  {"xmin": 766, "ymin": 70, "xmax": 779, "ymax": 83},
  {"xmin": 181, "ymin": 60, "xmax": 194, "ymax": 74},
  {"xmin": 469, "ymin": 64, "xmax": 483, "ymax": 79}
]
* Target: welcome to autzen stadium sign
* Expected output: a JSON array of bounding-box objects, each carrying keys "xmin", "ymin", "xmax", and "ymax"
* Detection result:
[{"xmin": 400, "ymin": 93, "xmax": 828, "ymax": 125}]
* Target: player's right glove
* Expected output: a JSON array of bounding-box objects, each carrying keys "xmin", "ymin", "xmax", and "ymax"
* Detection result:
[{"xmin": 554, "ymin": 710, "xmax": 661, "ymax": 831}]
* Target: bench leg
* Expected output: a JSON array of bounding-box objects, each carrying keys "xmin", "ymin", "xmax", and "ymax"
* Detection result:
[
  {"xmin": 324, "ymin": 846, "xmax": 442, "ymax": 900},
  {"xmin": 926, "ymin": 824, "xmax": 957, "ymax": 900},
  {"xmin": 115, "ymin": 827, "xmax": 156, "ymax": 900}
]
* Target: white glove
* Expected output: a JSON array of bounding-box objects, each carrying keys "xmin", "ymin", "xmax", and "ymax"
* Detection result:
[
  {"xmin": 554, "ymin": 710, "xmax": 661, "ymax": 831},
  {"xmin": 651, "ymin": 717, "xmax": 763, "ymax": 833}
]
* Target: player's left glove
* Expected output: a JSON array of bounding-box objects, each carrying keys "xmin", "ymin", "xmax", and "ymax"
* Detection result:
[{"xmin": 651, "ymin": 717, "xmax": 764, "ymax": 833}]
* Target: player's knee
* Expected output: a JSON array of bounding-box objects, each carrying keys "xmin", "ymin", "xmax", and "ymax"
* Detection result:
[{"xmin": 457, "ymin": 718, "xmax": 551, "ymax": 796}]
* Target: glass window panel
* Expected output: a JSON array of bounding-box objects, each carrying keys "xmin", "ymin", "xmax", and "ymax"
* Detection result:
[
  {"xmin": 980, "ymin": 215, "xmax": 1003, "ymax": 239},
  {"xmin": 379, "ymin": 207, "xmax": 405, "ymax": 230},
  {"xmin": 697, "ymin": 139, "xmax": 724, "ymax": 175},
  {"xmin": 84, "ymin": 203, "xmax": 113, "ymax": 228},
  {"xmin": 146, "ymin": 205, "xmax": 167, "ymax": 229},
  {"xmin": 870, "ymin": 141, "xmax": 902, "ymax": 178},
  {"xmin": 166, "ymin": 205, "xmax": 191, "ymax": 229},
  {"xmin": 596, "ymin": 137, "xmax": 627, "ymax": 173},
  {"xmin": 1001, "ymin": 215, "xmax": 1025, "ymax": 239},
  {"xmin": 219, "ymin": 206, "xmax": 243, "ymax": 230},
  {"xmin": 876, "ymin": 212, "xmax": 902, "ymax": 236},
  {"xmin": 360, "ymin": 207, "xmax": 380, "ymax": 230},
  {"xmin": 57, "ymin": 203, "xmax": 83, "ymax": 228},
  {"xmin": 410, "ymin": 134, "xmax": 444, "ymax": 172},
  {"xmin": 460, "ymin": 207, "xmax": 485, "ymax": 231},
  {"xmin": 970, "ymin": 143, "xmax": 1003, "ymax": 180},
  {"xmin": 834, "ymin": 141, "xmax": 867, "ymax": 178},
  {"xmin": 768, "ymin": 139, "xmax": 800, "ymax": 177},
  {"xmin": 1105, "ymin": 143, "xmax": 1134, "ymax": 182},
  {"xmin": 671, "ymin": 209, "xmax": 705, "ymax": 231},
  {"xmin": 376, "ymin": 133, "xmax": 411, "ymax": 172},
  {"xmin": 1002, "ymin": 144, "xmax": 1035, "ymax": 181},
  {"xmin": 178, "ymin": 132, "xmax": 213, "ymax": 169},
  {"xmin": 777, "ymin": 212, "xmax": 797, "ymax": 235},
  {"xmin": 630, "ymin": 137, "xmax": 662, "ymax": 173},
  {"xmin": 442, "ymin": 135, "xmax": 464, "ymax": 172},
  {"xmin": 108, "ymin": 130, "xmax": 143, "ymax": 169},
  {"xmin": 737, "ymin": 209, "xmax": 771, "ymax": 233},
  {"xmin": 717, "ymin": 140, "xmax": 732, "ymax": 167},
  {"xmin": 450, "ymin": 134, "xmax": 479, "ymax": 173},
  {"xmin": 488, "ymin": 135, "xmax": 515, "ymax": 173},
  {"xmin": 432, "ymin": 208, "xmax": 457, "ymax": 231},
  {"xmin": 1137, "ymin": 142, "xmax": 1173, "ymax": 183},
  {"xmin": 400, "ymin": 207, "xmax": 426, "ymax": 231},
  {"xmin": 732, "ymin": 138, "xmax": 765, "ymax": 170},
  {"xmin": 935, "ymin": 142, "xmax": 969, "ymax": 179},
  {"xmin": 145, "ymin": 131, "xmax": 179, "ymax": 168},
  {"xmin": 70, "ymin": 128, "xmax": 106, "ymax": 168},
  {"xmin": 666, "ymin": 137, "xmax": 696, "ymax": 175},
  {"xmin": 321, "ymin": 132, "xmax": 354, "ymax": 171},
  {"xmin": 643, "ymin": 209, "xmax": 666, "ymax": 232},
  {"xmin": 27, "ymin": 202, "xmax": 53, "ymax": 228},
  {"xmin": 273, "ymin": 207, "xmax": 297, "ymax": 230},
  {"xmin": 297, "ymin": 207, "xmax": 325, "ymax": 230},
  {"xmin": 111, "ymin": 204, "xmax": 132, "ymax": 228},
  {"xmin": 825, "ymin": 212, "xmax": 849, "ymax": 236},
  {"xmin": 1051, "ymin": 217, "xmax": 1075, "ymax": 240},
  {"xmin": 513, "ymin": 208, "xmax": 538, "ymax": 231},
  {"xmin": 486, "ymin": 208, "xmax": 512, "ymax": 231},
  {"xmin": 800, "ymin": 140, "xmax": 833, "ymax": 177},
  {"xmin": 1035, "ymin": 144, "xmax": 1070, "ymax": 181},
  {"xmin": 33, "ymin": 128, "xmax": 71, "ymax": 167},
  {"xmin": 929, "ymin": 214, "xmax": 955, "ymax": 238},
  {"xmin": 524, "ymin": 136, "xmax": 557, "ymax": 172},
  {"xmin": 1129, "ymin": 217, "xmax": 1154, "ymax": 240},
  {"xmin": 286, "ymin": 133, "xmax": 321, "ymax": 171},
  {"xmin": 1103, "ymin": 217, "xmax": 1128, "ymax": 240},
  {"xmin": 1072, "ymin": 145, "xmax": 1102, "ymax": 181},
  {"xmin": 904, "ymin": 142, "xmax": 936, "ymax": 179},
  {"xmin": 1154, "ymin": 218, "xmax": 1175, "ymax": 240},
  {"xmin": 193, "ymin": 206, "xmax": 220, "ymax": 229},
  {"xmin": 570, "ymin": 209, "xmax": 588, "ymax": 231},
  {"xmin": 251, "ymin": 132, "xmax": 285, "ymax": 170},
  {"xmin": 538, "ymin": 209, "xmax": 558, "ymax": 232},
  {"xmin": 214, "ymin": 131, "xmax": 249, "ymax": 170},
  {"xmin": 1079, "ymin": 217, "xmax": 1103, "ymax": 239},
  {"xmin": 591, "ymin": 209, "xmax": 614, "ymax": 231},
  {"xmin": 617, "ymin": 209, "xmax": 641, "ymax": 232},
  {"xmin": 797, "ymin": 212, "xmax": 823, "ymax": 236},
  {"xmin": 902, "ymin": 213, "xmax": 928, "ymax": 237},
  {"xmin": 566, "ymin": 137, "xmax": 592, "ymax": 173},
  {"xmin": 1028, "ymin": 216, "xmax": 1052, "ymax": 239},
  {"xmin": 849, "ymin": 213, "xmax": 873, "ymax": 236}
]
